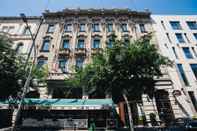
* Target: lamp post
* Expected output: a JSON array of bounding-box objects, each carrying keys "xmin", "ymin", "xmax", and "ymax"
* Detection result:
[{"xmin": 12, "ymin": 13, "xmax": 43, "ymax": 130}]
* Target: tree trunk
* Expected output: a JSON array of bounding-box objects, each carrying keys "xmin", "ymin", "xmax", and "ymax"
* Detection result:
[{"xmin": 123, "ymin": 93, "xmax": 134, "ymax": 131}]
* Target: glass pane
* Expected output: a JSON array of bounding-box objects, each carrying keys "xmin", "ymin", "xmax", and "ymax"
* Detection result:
[
  {"xmin": 42, "ymin": 40, "xmax": 50, "ymax": 51},
  {"xmin": 183, "ymin": 47, "xmax": 193, "ymax": 59},
  {"xmin": 187, "ymin": 22, "xmax": 197, "ymax": 30},
  {"xmin": 92, "ymin": 39, "xmax": 100, "ymax": 48},
  {"xmin": 107, "ymin": 24, "xmax": 113, "ymax": 32},
  {"xmin": 77, "ymin": 40, "xmax": 84, "ymax": 48},
  {"xmin": 139, "ymin": 24, "xmax": 146, "ymax": 33},
  {"xmin": 170, "ymin": 21, "xmax": 182, "ymax": 30},
  {"xmin": 63, "ymin": 40, "xmax": 69, "ymax": 49},
  {"xmin": 177, "ymin": 64, "xmax": 189, "ymax": 86},
  {"xmin": 176, "ymin": 33, "xmax": 185, "ymax": 43}
]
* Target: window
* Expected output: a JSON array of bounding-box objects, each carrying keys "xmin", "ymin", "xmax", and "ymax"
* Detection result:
[
  {"xmin": 92, "ymin": 23, "xmax": 100, "ymax": 32},
  {"xmin": 58, "ymin": 58, "xmax": 68, "ymax": 72},
  {"xmin": 121, "ymin": 24, "xmax": 128, "ymax": 32},
  {"xmin": 177, "ymin": 64, "xmax": 189, "ymax": 86},
  {"xmin": 161, "ymin": 21, "xmax": 166, "ymax": 30},
  {"xmin": 139, "ymin": 24, "xmax": 146, "ymax": 33},
  {"xmin": 76, "ymin": 57, "xmax": 84, "ymax": 69},
  {"xmin": 172, "ymin": 47, "xmax": 178, "ymax": 59},
  {"xmin": 107, "ymin": 39, "xmax": 113, "ymax": 48},
  {"xmin": 107, "ymin": 24, "xmax": 113, "ymax": 32},
  {"xmin": 92, "ymin": 39, "xmax": 100, "ymax": 48},
  {"xmin": 170, "ymin": 21, "xmax": 182, "ymax": 30},
  {"xmin": 47, "ymin": 24, "xmax": 55, "ymax": 33},
  {"xmin": 183, "ymin": 47, "xmax": 193, "ymax": 59},
  {"xmin": 37, "ymin": 58, "xmax": 47, "ymax": 69},
  {"xmin": 41, "ymin": 39, "xmax": 50, "ymax": 52},
  {"xmin": 62, "ymin": 39, "xmax": 69, "ymax": 49},
  {"xmin": 79, "ymin": 24, "xmax": 86, "ymax": 32},
  {"xmin": 193, "ymin": 33, "xmax": 197, "ymax": 41},
  {"xmin": 77, "ymin": 39, "xmax": 85, "ymax": 48},
  {"xmin": 190, "ymin": 64, "xmax": 197, "ymax": 80},
  {"xmin": 23, "ymin": 26, "xmax": 31, "ymax": 35},
  {"xmin": 175, "ymin": 33, "xmax": 185, "ymax": 43},
  {"xmin": 187, "ymin": 21, "xmax": 197, "ymax": 30},
  {"xmin": 15, "ymin": 43, "xmax": 23, "ymax": 54},
  {"xmin": 64, "ymin": 24, "xmax": 72, "ymax": 32},
  {"xmin": 166, "ymin": 33, "xmax": 172, "ymax": 43}
]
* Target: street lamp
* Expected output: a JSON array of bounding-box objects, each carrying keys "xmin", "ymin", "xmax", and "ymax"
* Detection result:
[{"xmin": 12, "ymin": 13, "xmax": 44, "ymax": 129}]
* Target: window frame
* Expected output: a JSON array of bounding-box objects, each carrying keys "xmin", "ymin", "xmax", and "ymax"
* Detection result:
[
  {"xmin": 175, "ymin": 33, "xmax": 185, "ymax": 43},
  {"xmin": 170, "ymin": 21, "xmax": 182, "ymax": 30},
  {"xmin": 182, "ymin": 47, "xmax": 193, "ymax": 59},
  {"xmin": 41, "ymin": 39, "xmax": 50, "ymax": 52},
  {"xmin": 47, "ymin": 24, "xmax": 55, "ymax": 33}
]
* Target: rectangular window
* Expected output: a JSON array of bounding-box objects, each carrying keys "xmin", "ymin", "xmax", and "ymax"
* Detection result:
[
  {"xmin": 183, "ymin": 47, "xmax": 193, "ymax": 59},
  {"xmin": 170, "ymin": 21, "xmax": 182, "ymax": 30},
  {"xmin": 23, "ymin": 26, "xmax": 31, "ymax": 35},
  {"xmin": 177, "ymin": 64, "xmax": 189, "ymax": 86},
  {"xmin": 64, "ymin": 24, "xmax": 72, "ymax": 32},
  {"xmin": 41, "ymin": 40, "xmax": 50, "ymax": 52},
  {"xmin": 139, "ymin": 24, "xmax": 146, "ymax": 33},
  {"xmin": 59, "ymin": 58, "xmax": 68, "ymax": 72},
  {"xmin": 37, "ymin": 59, "xmax": 47, "ymax": 69},
  {"xmin": 187, "ymin": 21, "xmax": 197, "ymax": 30},
  {"xmin": 76, "ymin": 57, "xmax": 84, "ymax": 69},
  {"xmin": 107, "ymin": 24, "xmax": 113, "ymax": 32},
  {"xmin": 121, "ymin": 24, "xmax": 128, "ymax": 32},
  {"xmin": 92, "ymin": 39, "xmax": 100, "ymax": 48},
  {"xmin": 175, "ymin": 33, "xmax": 185, "ymax": 43},
  {"xmin": 190, "ymin": 64, "xmax": 197, "ymax": 79},
  {"xmin": 107, "ymin": 39, "xmax": 113, "ymax": 48},
  {"xmin": 77, "ymin": 39, "xmax": 85, "ymax": 48},
  {"xmin": 193, "ymin": 33, "xmax": 197, "ymax": 41},
  {"xmin": 62, "ymin": 39, "xmax": 69, "ymax": 49},
  {"xmin": 92, "ymin": 24, "xmax": 100, "ymax": 32},
  {"xmin": 47, "ymin": 24, "xmax": 55, "ymax": 33},
  {"xmin": 79, "ymin": 24, "xmax": 86, "ymax": 32},
  {"xmin": 172, "ymin": 47, "xmax": 178, "ymax": 59}
]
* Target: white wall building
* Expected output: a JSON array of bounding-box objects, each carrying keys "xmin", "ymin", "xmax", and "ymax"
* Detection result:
[{"xmin": 152, "ymin": 15, "xmax": 197, "ymax": 118}]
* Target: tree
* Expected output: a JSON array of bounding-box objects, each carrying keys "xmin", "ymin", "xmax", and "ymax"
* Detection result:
[
  {"xmin": 64, "ymin": 34, "xmax": 172, "ymax": 130},
  {"xmin": 0, "ymin": 35, "xmax": 47, "ymax": 100}
]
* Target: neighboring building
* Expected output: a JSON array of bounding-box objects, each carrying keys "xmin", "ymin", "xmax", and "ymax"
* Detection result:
[
  {"xmin": 0, "ymin": 17, "xmax": 40, "ymax": 56},
  {"xmin": 152, "ymin": 15, "xmax": 197, "ymax": 120}
]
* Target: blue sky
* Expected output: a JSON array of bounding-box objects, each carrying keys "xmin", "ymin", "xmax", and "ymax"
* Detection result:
[{"xmin": 0, "ymin": 0, "xmax": 196, "ymax": 16}]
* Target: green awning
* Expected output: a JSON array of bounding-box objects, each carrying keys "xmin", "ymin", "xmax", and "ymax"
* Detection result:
[{"xmin": 0, "ymin": 98, "xmax": 115, "ymax": 110}]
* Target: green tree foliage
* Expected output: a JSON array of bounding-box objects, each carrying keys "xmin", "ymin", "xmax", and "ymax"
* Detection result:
[{"xmin": 0, "ymin": 35, "xmax": 48, "ymax": 99}]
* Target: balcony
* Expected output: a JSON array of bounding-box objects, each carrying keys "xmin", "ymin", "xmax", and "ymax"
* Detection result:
[
  {"xmin": 58, "ymin": 48, "xmax": 71, "ymax": 56},
  {"xmin": 91, "ymin": 48, "xmax": 102, "ymax": 55},
  {"xmin": 75, "ymin": 48, "xmax": 86, "ymax": 56}
]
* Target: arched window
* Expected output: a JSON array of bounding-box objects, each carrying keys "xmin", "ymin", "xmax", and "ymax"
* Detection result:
[
  {"xmin": 15, "ymin": 42, "xmax": 24, "ymax": 53},
  {"xmin": 37, "ymin": 56, "xmax": 48, "ymax": 69}
]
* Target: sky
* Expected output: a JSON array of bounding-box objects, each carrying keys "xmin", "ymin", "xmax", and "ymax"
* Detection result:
[{"xmin": 0, "ymin": 0, "xmax": 196, "ymax": 16}]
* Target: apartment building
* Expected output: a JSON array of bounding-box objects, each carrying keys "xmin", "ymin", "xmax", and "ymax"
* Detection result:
[{"xmin": 152, "ymin": 15, "xmax": 197, "ymax": 119}]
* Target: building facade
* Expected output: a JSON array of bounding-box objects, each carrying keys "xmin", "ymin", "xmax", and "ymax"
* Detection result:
[
  {"xmin": 0, "ymin": 9, "xmax": 197, "ymax": 128},
  {"xmin": 152, "ymin": 15, "xmax": 197, "ymax": 119}
]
